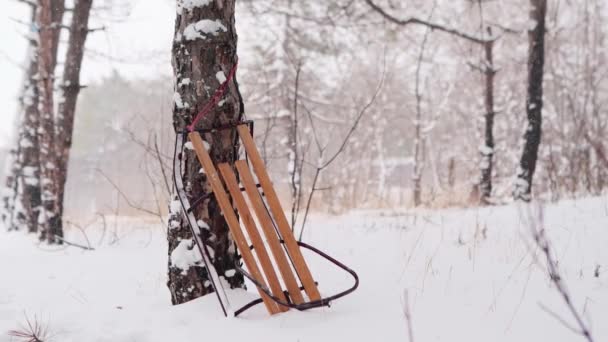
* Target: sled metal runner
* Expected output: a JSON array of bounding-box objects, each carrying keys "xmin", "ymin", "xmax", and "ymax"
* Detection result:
[{"xmin": 173, "ymin": 121, "xmax": 359, "ymax": 317}]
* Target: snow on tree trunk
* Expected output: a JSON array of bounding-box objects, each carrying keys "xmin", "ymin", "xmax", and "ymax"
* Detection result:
[
  {"xmin": 479, "ymin": 39, "xmax": 496, "ymax": 204},
  {"xmin": 37, "ymin": 0, "xmax": 65, "ymax": 243},
  {"xmin": 1, "ymin": 5, "xmax": 38, "ymax": 231},
  {"xmin": 167, "ymin": 0, "xmax": 244, "ymax": 305},
  {"xmin": 2, "ymin": 121, "xmax": 26, "ymax": 232},
  {"xmin": 19, "ymin": 4, "xmax": 43, "ymax": 234},
  {"xmin": 514, "ymin": 0, "xmax": 547, "ymax": 201},
  {"xmin": 55, "ymin": 0, "xmax": 93, "ymax": 237},
  {"xmin": 2, "ymin": 138, "xmax": 23, "ymax": 230}
]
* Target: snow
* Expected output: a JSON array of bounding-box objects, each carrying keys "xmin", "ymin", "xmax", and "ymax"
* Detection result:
[
  {"xmin": 216, "ymin": 71, "xmax": 227, "ymax": 83},
  {"xmin": 183, "ymin": 20, "xmax": 227, "ymax": 41},
  {"xmin": 173, "ymin": 92, "xmax": 186, "ymax": 109},
  {"xmin": 170, "ymin": 200, "xmax": 182, "ymax": 215},
  {"xmin": 170, "ymin": 238, "xmax": 203, "ymax": 274},
  {"xmin": 197, "ymin": 219, "xmax": 209, "ymax": 230},
  {"xmin": 178, "ymin": 78, "xmax": 191, "ymax": 87},
  {"xmin": 479, "ymin": 145, "xmax": 494, "ymax": 156},
  {"xmin": 1, "ymin": 197, "xmax": 607, "ymax": 341},
  {"xmin": 176, "ymin": 0, "xmax": 212, "ymax": 15}
]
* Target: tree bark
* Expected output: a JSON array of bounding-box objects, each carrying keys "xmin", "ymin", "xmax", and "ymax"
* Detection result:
[
  {"xmin": 19, "ymin": 4, "xmax": 43, "ymax": 234},
  {"xmin": 2, "ymin": 135, "xmax": 23, "ymax": 230},
  {"xmin": 55, "ymin": 0, "xmax": 93, "ymax": 237},
  {"xmin": 2, "ymin": 119, "xmax": 26, "ymax": 232},
  {"xmin": 2, "ymin": 4, "xmax": 39, "ymax": 231},
  {"xmin": 168, "ymin": 0, "xmax": 244, "ymax": 305},
  {"xmin": 479, "ymin": 38, "xmax": 496, "ymax": 204},
  {"xmin": 37, "ymin": 0, "xmax": 65, "ymax": 243},
  {"xmin": 514, "ymin": 0, "xmax": 547, "ymax": 201}
]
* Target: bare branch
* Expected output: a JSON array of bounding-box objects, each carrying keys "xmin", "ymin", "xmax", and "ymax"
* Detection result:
[
  {"xmin": 88, "ymin": 26, "xmax": 106, "ymax": 33},
  {"xmin": 403, "ymin": 289, "xmax": 415, "ymax": 342},
  {"xmin": 95, "ymin": 168, "xmax": 162, "ymax": 217},
  {"xmin": 539, "ymin": 303, "xmax": 585, "ymax": 335},
  {"xmin": 364, "ymin": 0, "xmax": 493, "ymax": 44},
  {"xmin": 298, "ymin": 54, "xmax": 386, "ymax": 239},
  {"xmin": 14, "ymin": 0, "xmax": 36, "ymax": 8},
  {"xmin": 52, "ymin": 234, "xmax": 95, "ymax": 251},
  {"xmin": 153, "ymin": 133, "xmax": 172, "ymax": 195}
]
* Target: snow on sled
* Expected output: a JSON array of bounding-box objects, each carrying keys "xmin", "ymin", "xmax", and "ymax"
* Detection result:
[{"xmin": 173, "ymin": 121, "xmax": 359, "ymax": 317}]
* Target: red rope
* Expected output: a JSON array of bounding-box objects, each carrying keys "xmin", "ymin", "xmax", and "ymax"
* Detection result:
[{"xmin": 187, "ymin": 60, "xmax": 239, "ymax": 132}]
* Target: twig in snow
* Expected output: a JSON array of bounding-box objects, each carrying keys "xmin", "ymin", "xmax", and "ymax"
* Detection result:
[
  {"xmin": 521, "ymin": 203, "xmax": 595, "ymax": 342},
  {"xmin": 96, "ymin": 213, "xmax": 108, "ymax": 246},
  {"xmin": 402, "ymin": 289, "xmax": 415, "ymax": 342},
  {"xmin": 51, "ymin": 234, "xmax": 95, "ymax": 251},
  {"xmin": 8, "ymin": 313, "xmax": 51, "ymax": 342},
  {"xmin": 65, "ymin": 219, "xmax": 95, "ymax": 250}
]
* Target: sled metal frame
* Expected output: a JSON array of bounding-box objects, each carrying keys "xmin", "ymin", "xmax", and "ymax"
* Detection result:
[
  {"xmin": 173, "ymin": 132, "xmax": 232, "ymax": 317},
  {"xmin": 173, "ymin": 121, "xmax": 358, "ymax": 317}
]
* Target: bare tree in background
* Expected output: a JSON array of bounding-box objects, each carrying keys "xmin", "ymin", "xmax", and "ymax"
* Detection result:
[
  {"xmin": 167, "ymin": 0, "xmax": 244, "ymax": 305},
  {"xmin": 412, "ymin": 18, "xmax": 432, "ymax": 207},
  {"xmin": 514, "ymin": 0, "xmax": 547, "ymax": 201},
  {"xmin": 479, "ymin": 28, "xmax": 497, "ymax": 204},
  {"xmin": 364, "ymin": 0, "xmax": 505, "ymax": 205},
  {"xmin": 55, "ymin": 0, "xmax": 94, "ymax": 236}
]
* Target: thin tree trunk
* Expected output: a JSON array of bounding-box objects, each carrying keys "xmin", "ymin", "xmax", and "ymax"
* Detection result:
[
  {"xmin": 514, "ymin": 0, "xmax": 547, "ymax": 201},
  {"xmin": 50, "ymin": 0, "xmax": 65, "ymax": 70},
  {"xmin": 479, "ymin": 38, "xmax": 496, "ymax": 204},
  {"xmin": 1, "ymin": 4, "xmax": 38, "ymax": 231},
  {"xmin": 168, "ymin": 0, "xmax": 244, "ymax": 305},
  {"xmin": 2, "ymin": 121, "xmax": 25, "ymax": 231},
  {"xmin": 55, "ymin": 0, "xmax": 93, "ymax": 237},
  {"xmin": 37, "ymin": 0, "xmax": 65, "ymax": 243},
  {"xmin": 20, "ymin": 4, "xmax": 43, "ymax": 234},
  {"xmin": 412, "ymin": 25, "xmax": 431, "ymax": 207}
]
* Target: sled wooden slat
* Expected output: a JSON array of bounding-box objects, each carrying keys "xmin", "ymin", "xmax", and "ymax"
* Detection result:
[
  {"xmin": 235, "ymin": 160, "xmax": 305, "ymax": 305},
  {"xmin": 236, "ymin": 125, "xmax": 322, "ymax": 301},
  {"xmin": 217, "ymin": 163, "xmax": 289, "ymax": 312},
  {"xmin": 188, "ymin": 132, "xmax": 280, "ymax": 315}
]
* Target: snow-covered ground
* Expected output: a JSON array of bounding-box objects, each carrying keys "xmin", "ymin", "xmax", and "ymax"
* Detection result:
[{"xmin": 1, "ymin": 197, "xmax": 607, "ymax": 342}]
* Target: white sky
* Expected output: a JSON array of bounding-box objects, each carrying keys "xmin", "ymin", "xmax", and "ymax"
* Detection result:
[{"xmin": 0, "ymin": 0, "xmax": 175, "ymax": 147}]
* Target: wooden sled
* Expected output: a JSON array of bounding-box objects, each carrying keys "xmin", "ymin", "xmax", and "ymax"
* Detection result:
[{"xmin": 173, "ymin": 121, "xmax": 358, "ymax": 317}]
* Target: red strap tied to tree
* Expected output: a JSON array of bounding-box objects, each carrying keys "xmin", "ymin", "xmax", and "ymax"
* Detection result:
[{"xmin": 187, "ymin": 60, "xmax": 239, "ymax": 132}]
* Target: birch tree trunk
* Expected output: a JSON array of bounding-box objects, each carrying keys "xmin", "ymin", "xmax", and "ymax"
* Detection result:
[
  {"xmin": 514, "ymin": 0, "xmax": 547, "ymax": 201},
  {"xmin": 56, "ymin": 0, "xmax": 93, "ymax": 236},
  {"xmin": 167, "ymin": 0, "xmax": 244, "ymax": 305}
]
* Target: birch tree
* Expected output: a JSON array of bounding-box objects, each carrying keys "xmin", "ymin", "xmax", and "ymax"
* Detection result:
[{"xmin": 167, "ymin": 0, "xmax": 244, "ymax": 304}]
